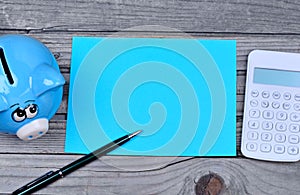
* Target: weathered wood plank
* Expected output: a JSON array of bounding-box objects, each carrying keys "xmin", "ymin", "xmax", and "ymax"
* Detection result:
[
  {"xmin": 1, "ymin": 31, "xmax": 298, "ymax": 72},
  {"xmin": 1, "ymin": 32, "xmax": 297, "ymax": 72},
  {"xmin": 1, "ymin": 154, "xmax": 299, "ymax": 194},
  {"xmin": 1, "ymin": 0, "xmax": 300, "ymax": 34}
]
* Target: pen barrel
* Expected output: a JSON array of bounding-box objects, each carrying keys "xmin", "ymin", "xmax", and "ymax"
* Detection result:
[
  {"xmin": 12, "ymin": 131, "xmax": 139, "ymax": 195},
  {"xmin": 12, "ymin": 171, "xmax": 62, "ymax": 195}
]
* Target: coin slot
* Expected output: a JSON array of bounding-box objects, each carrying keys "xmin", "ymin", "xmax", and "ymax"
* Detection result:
[{"xmin": 0, "ymin": 47, "xmax": 14, "ymax": 85}]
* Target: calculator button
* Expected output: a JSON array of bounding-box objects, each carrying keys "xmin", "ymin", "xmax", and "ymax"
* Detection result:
[
  {"xmin": 275, "ymin": 133, "xmax": 286, "ymax": 143},
  {"xmin": 249, "ymin": 109, "xmax": 260, "ymax": 118},
  {"xmin": 290, "ymin": 112, "xmax": 300, "ymax": 122},
  {"xmin": 283, "ymin": 92, "xmax": 291, "ymax": 100},
  {"xmin": 263, "ymin": 110, "xmax": 274, "ymax": 119},
  {"xmin": 276, "ymin": 111, "xmax": 287, "ymax": 121},
  {"xmin": 250, "ymin": 100, "xmax": 258, "ymax": 107},
  {"xmin": 262, "ymin": 91, "xmax": 270, "ymax": 98},
  {"xmin": 260, "ymin": 143, "xmax": 271, "ymax": 152},
  {"xmin": 251, "ymin": 90, "xmax": 259, "ymax": 97},
  {"xmin": 261, "ymin": 132, "xmax": 272, "ymax": 142},
  {"xmin": 275, "ymin": 122, "xmax": 287, "ymax": 132},
  {"xmin": 288, "ymin": 135, "xmax": 299, "ymax": 144},
  {"xmin": 287, "ymin": 146, "xmax": 299, "ymax": 155},
  {"xmin": 293, "ymin": 103, "xmax": 300, "ymax": 111},
  {"xmin": 272, "ymin": 91, "xmax": 281, "ymax": 99},
  {"xmin": 246, "ymin": 143, "xmax": 257, "ymax": 151},
  {"xmin": 272, "ymin": 101, "xmax": 280, "ymax": 109},
  {"xmin": 274, "ymin": 145, "xmax": 285, "ymax": 154},
  {"xmin": 283, "ymin": 102, "xmax": 291, "ymax": 110},
  {"xmin": 247, "ymin": 131, "xmax": 259, "ymax": 140},
  {"xmin": 294, "ymin": 94, "xmax": 300, "ymax": 101},
  {"xmin": 248, "ymin": 120, "xmax": 259, "ymax": 129},
  {"xmin": 262, "ymin": 121, "xmax": 273, "ymax": 130},
  {"xmin": 261, "ymin": 100, "xmax": 269, "ymax": 108},
  {"xmin": 289, "ymin": 124, "xmax": 300, "ymax": 133}
]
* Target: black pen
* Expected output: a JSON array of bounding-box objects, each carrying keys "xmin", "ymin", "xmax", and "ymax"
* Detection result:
[{"xmin": 12, "ymin": 130, "xmax": 142, "ymax": 195}]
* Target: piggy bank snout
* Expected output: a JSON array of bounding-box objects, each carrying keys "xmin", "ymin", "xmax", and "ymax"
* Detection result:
[{"xmin": 16, "ymin": 118, "xmax": 49, "ymax": 141}]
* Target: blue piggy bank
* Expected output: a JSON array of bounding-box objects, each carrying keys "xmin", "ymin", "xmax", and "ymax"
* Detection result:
[{"xmin": 0, "ymin": 35, "xmax": 65, "ymax": 140}]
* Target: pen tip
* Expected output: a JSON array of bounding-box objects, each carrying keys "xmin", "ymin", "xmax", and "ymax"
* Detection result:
[{"xmin": 129, "ymin": 130, "xmax": 142, "ymax": 138}]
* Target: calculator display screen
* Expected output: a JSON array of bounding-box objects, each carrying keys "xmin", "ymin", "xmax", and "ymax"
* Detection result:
[{"xmin": 253, "ymin": 68, "xmax": 300, "ymax": 88}]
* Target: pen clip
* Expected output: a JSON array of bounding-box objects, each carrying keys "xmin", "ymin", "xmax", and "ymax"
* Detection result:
[
  {"xmin": 27, "ymin": 171, "xmax": 55, "ymax": 188},
  {"xmin": 13, "ymin": 171, "xmax": 55, "ymax": 194}
]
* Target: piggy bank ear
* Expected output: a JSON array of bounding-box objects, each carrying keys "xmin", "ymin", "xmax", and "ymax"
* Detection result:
[
  {"xmin": 0, "ymin": 94, "xmax": 9, "ymax": 112},
  {"xmin": 31, "ymin": 64, "xmax": 65, "ymax": 97}
]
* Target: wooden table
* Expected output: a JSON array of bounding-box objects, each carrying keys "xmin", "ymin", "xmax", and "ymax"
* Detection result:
[{"xmin": 1, "ymin": 1, "xmax": 300, "ymax": 194}]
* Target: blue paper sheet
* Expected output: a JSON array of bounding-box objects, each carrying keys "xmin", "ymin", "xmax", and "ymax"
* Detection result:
[{"xmin": 65, "ymin": 37, "xmax": 236, "ymax": 156}]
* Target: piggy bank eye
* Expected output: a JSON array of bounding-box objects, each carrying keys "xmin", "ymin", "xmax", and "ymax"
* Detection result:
[
  {"xmin": 25, "ymin": 104, "xmax": 38, "ymax": 118},
  {"xmin": 12, "ymin": 108, "xmax": 26, "ymax": 122}
]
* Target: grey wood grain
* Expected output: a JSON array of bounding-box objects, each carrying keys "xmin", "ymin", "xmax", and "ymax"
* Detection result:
[
  {"xmin": 1, "ymin": 0, "xmax": 300, "ymax": 34},
  {"xmin": 1, "ymin": 154, "xmax": 299, "ymax": 195}
]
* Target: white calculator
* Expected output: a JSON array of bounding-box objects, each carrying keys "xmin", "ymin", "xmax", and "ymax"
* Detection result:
[{"xmin": 241, "ymin": 50, "xmax": 300, "ymax": 162}]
